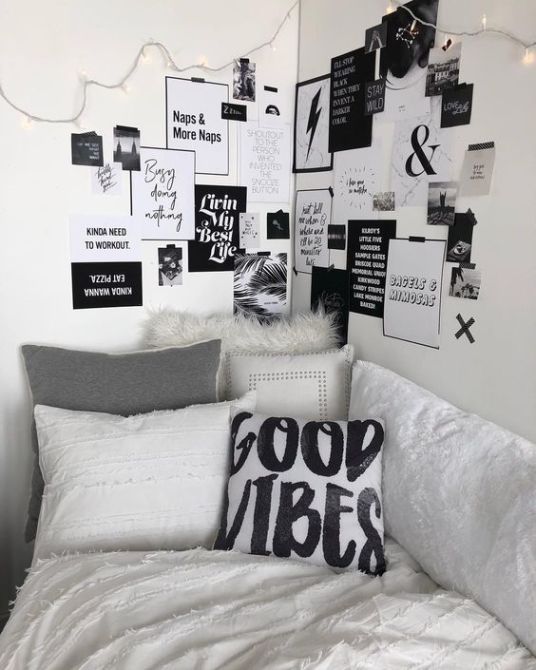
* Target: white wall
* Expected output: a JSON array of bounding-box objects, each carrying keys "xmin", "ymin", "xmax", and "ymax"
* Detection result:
[
  {"xmin": 0, "ymin": 0, "xmax": 298, "ymax": 616},
  {"xmin": 294, "ymin": 0, "xmax": 536, "ymax": 441}
]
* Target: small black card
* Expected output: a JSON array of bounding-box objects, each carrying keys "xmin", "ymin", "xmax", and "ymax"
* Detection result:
[
  {"xmin": 365, "ymin": 23, "xmax": 387, "ymax": 52},
  {"xmin": 441, "ymin": 84, "xmax": 473, "ymax": 128},
  {"xmin": 446, "ymin": 209, "xmax": 477, "ymax": 263},
  {"xmin": 328, "ymin": 224, "xmax": 346, "ymax": 250},
  {"xmin": 267, "ymin": 210, "xmax": 289, "ymax": 239},
  {"xmin": 71, "ymin": 132, "xmax": 103, "ymax": 167},
  {"xmin": 71, "ymin": 261, "xmax": 142, "ymax": 309},
  {"xmin": 364, "ymin": 79, "xmax": 386, "ymax": 115},
  {"xmin": 221, "ymin": 102, "xmax": 247, "ymax": 122}
]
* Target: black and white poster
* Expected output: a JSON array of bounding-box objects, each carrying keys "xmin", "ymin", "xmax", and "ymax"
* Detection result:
[
  {"xmin": 311, "ymin": 266, "xmax": 349, "ymax": 345},
  {"xmin": 239, "ymin": 124, "xmax": 291, "ymax": 203},
  {"xmin": 188, "ymin": 185, "xmax": 247, "ymax": 272},
  {"xmin": 383, "ymin": 238, "xmax": 445, "ymax": 348},
  {"xmin": 328, "ymin": 224, "xmax": 346, "ymax": 249},
  {"xmin": 166, "ymin": 77, "xmax": 229, "ymax": 175},
  {"xmin": 329, "ymin": 48, "xmax": 375, "ymax": 152},
  {"xmin": 449, "ymin": 265, "xmax": 481, "ymax": 300},
  {"xmin": 239, "ymin": 213, "xmax": 260, "ymax": 249},
  {"xmin": 333, "ymin": 145, "xmax": 381, "ymax": 220},
  {"xmin": 259, "ymin": 85, "xmax": 287, "ymax": 126},
  {"xmin": 70, "ymin": 214, "xmax": 142, "ymax": 310},
  {"xmin": 459, "ymin": 141, "xmax": 495, "ymax": 196},
  {"xmin": 427, "ymin": 181, "xmax": 457, "ymax": 225},
  {"xmin": 91, "ymin": 162, "xmax": 122, "ymax": 196},
  {"xmin": 293, "ymin": 75, "xmax": 332, "ymax": 173},
  {"xmin": 380, "ymin": 0, "xmax": 439, "ymax": 119},
  {"xmin": 113, "ymin": 126, "xmax": 140, "ymax": 171},
  {"xmin": 71, "ymin": 132, "xmax": 103, "ymax": 167},
  {"xmin": 131, "ymin": 147, "xmax": 195, "ymax": 240},
  {"xmin": 233, "ymin": 59, "xmax": 256, "ymax": 102},
  {"xmin": 158, "ymin": 246, "xmax": 183, "ymax": 286},
  {"xmin": 365, "ymin": 23, "xmax": 388, "ymax": 52},
  {"xmin": 364, "ymin": 79, "xmax": 386, "ymax": 115},
  {"xmin": 446, "ymin": 209, "xmax": 477, "ymax": 262},
  {"xmin": 426, "ymin": 43, "xmax": 461, "ymax": 96},
  {"xmin": 391, "ymin": 114, "xmax": 453, "ymax": 207},
  {"xmin": 441, "ymin": 83, "xmax": 473, "ymax": 128},
  {"xmin": 347, "ymin": 220, "xmax": 397, "ymax": 318},
  {"xmin": 233, "ymin": 252, "xmax": 287, "ymax": 319},
  {"xmin": 267, "ymin": 210, "xmax": 289, "ymax": 239},
  {"xmin": 294, "ymin": 189, "xmax": 331, "ymax": 274},
  {"xmin": 373, "ymin": 191, "xmax": 395, "ymax": 211}
]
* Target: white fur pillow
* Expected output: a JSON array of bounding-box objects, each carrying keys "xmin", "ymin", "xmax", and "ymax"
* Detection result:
[{"xmin": 142, "ymin": 309, "xmax": 340, "ymax": 355}]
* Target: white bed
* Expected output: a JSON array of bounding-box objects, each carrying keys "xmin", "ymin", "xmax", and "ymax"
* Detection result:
[{"xmin": 1, "ymin": 540, "xmax": 534, "ymax": 670}]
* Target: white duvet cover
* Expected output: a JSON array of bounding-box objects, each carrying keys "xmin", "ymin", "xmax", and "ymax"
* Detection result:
[{"xmin": 1, "ymin": 541, "xmax": 534, "ymax": 670}]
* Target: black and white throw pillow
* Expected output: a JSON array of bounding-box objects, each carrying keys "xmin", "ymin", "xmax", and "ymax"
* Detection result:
[{"xmin": 215, "ymin": 411, "xmax": 386, "ymax": 575}]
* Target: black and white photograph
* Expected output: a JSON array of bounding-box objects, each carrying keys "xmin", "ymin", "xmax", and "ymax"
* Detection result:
[
  {"xmin": 365, "ymin": 22, "xmax": 388, "ymax": 53},
  {"xmin": 427, "ymin": 181, "xmax": 457, "ymax": 226},
  {"xmin": 113, "ymin": 125, "xmax": 141, "ymax": 171},
  {"xmin": 233, "ymin": 59, "xmax": 256, "ymax": 102},
  {"xmin": 328, "ymin": 224, "xmax": 346, "ymax": 250},
  {"xmin": 380, "ymin": 0, "xmax": 439, "ymax": 118},
  {"xmin": 425, "ymin": 43, "xmax": 462, "ymax": 96},
  {"xmin": 267, "ymin": 210, "xmax": 290, "ymax": 239},
  {"xmin": 71, "ymin": 131, "xmax": 103, "ymax": 167},
  {"xmin": 449, "ymin": 265, "xmax": 481, "ymax": 300},
  {"xmin": 373, "ymin": 191, "xmax": 396, "ymax": 211},
  {"xmin": 158, "ymin": 246, "xmax": 183, "ymax": 286},
  {"xmin": 310, "ymin": 266, "xmax": 349, "ymax": 345},
  {"xmin": 293, "ymin": 74, "xmax": 332, "ymax": 173},
  {"xmin": 233, "ymin": 252, "xmax": 287, "ymax": 319},
  {"xmin": 447, "ymin": 209, "xmax": 478, "ymax": 263}
]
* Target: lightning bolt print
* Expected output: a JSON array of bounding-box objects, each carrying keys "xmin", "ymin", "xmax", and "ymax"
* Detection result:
[{"xmin": 306, "ymin": 88, "xmax": 322, "ymax": 161}]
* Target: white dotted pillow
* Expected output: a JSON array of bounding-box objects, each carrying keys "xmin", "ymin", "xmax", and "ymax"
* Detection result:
[{"xmin": 225, "ymin": 345, "xmax": 353, "ymax": 421}]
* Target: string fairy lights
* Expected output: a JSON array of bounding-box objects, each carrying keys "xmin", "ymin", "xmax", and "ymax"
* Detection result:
[{"xmin": 4, "ymin": 0, "xmax": 535, "ymax": 128}]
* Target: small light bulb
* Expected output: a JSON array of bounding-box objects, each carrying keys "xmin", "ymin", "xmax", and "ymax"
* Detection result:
[
  {"xmin": 270, "ymin": 42, "xmax": 277, "ymax": 52},
  {"xmin": 121, "ymin": 83, "xmax": 130, "ymax": 93},
  {"xmin": 522, "ymin": 47, "xmax": 534, "ymax": 65},
  {"xmin": 21, "ymin": 116, "xmax": 33, "ymax": 129},
  {"xmin": 141, "ymin": 49, "xmax": 151, "ymax": 64},
  {"xmin": 78, "ymin": 69, "xmax": 88, "ymax": 82},
  {"xmin": 386, "ymin": 1, "xmax": 395, "ymax": 14},
  {"xmin": 199, "ymin": 56, "xmax": 208, "ymax": 67},
  {"xmin": 481, "ymin": 14, "xmax": 487, "ymax": 30}
]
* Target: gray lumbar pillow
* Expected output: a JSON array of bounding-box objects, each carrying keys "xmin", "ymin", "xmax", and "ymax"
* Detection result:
[{"xmin": 22, "ymin": 340, "xmax": 221, "ymax": 541}]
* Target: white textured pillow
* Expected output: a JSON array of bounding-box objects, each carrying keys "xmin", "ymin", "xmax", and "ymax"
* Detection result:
[
  {"xmin": 225, "ymin": 345, "xmax": 354, "ymax": 421},
  {"xmin": 350, "ymin": 361, "xmax": 536, "ymax": 655},
  {"xmin": 33, "ymin": 395, "xmax": 255, "ymax": 561},
  {"xmin": 215, "ymin": 410, "xmax": 385, "ymax": 574}
]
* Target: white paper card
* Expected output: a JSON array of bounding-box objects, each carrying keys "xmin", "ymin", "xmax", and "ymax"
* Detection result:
[
  {"xmin": 70, "ymin": 214, "xmax": 141, "ymax": 263},
  {"xmin": 459, "ymin": 142, "xmax": 496, "ymax": 196},
  {"xmin": 131, "ymin": 147, "xmax": 195, "ymax": 240},
  {"xmin": 258, "ymin": 86, "xmax": 287, "ymax": 126},
  {"xmin": 91, "ymin": 162, "xmax": 122, "ymax": 195},
  {"xmin": 391, "ymin": 113, "xmax": 453, "ymax": 207},
  {"xmin": 294, "ymin": 189, "xmax": 332, "ymax": 274},
  {"xmin": 333, "ymin": 144, "xmax": 382, "ymax": 220},
  {"xmin": 383, "ymin": 238, "xmax": 446, "ymax": 349},
  {"xmin": 239, "ymin": 213, "xmax": 260, "ymax": 249},
  {"xmin": 166, "ymin": 77, "xmax": 229, "ymax": 175},
  {"xmin": 239, "ymin": 124, "xmax": 291, "ymax": 203}
]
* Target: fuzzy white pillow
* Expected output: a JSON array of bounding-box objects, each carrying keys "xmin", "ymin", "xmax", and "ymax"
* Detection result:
[
  {"xmin": 33, "ymin": 394, "xmax": 255, "ymax": 561},
  {"xmin": 225, "ymin": 345, "xmax": 354, "ymax": 421},
  {"xmin": 142, "ymin": 309, "xmax": 341, "ymax": 355}
]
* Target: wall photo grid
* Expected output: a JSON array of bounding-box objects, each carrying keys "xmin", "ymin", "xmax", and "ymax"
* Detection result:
[{"xmin": 68, "ymin": 0, "xmax": 490, "ymax": 349}]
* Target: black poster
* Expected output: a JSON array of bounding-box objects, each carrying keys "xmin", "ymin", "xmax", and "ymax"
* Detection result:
[
  {"xmin": 347, "ymin": 220, "xmax": 396, "ymax": 317},
  {"xmin": 311, "ymin": 266, "xmax": 349, "ymax": 345},
  {"xmin": 329, "ymin": 48, "xmax": 375, "ymax": 153},
  {"xmin": 71, "ymin": 262, "xmax": 142, "ymax": 309},
  {"xmin": 71, "ymin": 132, "xmax": 103, "ymax": 167},
  {"xmin": 328, "ymin": 224, "xmax": 346, "ymax": 250},
  {"xmin": 365, "ymin": 23, "xmax": 387, "ymax": 53},
  {"xmin": 188, "ymin": 185, "xmax": 247, "ymax": 272},
  {"xmin": 266, "ymin": 210, "xmax": 290, "ymax": 239},
  {"xmin": 447, "ymin": 209, "xmax": 477, "ymax": 263},
  {"xmin": 221, "ymin": 102, "xmax": 247, "ymax": 122},
  {"xmin": 364, "ymin": 79, "xmax": 386, "ymax": 115},
  {"xmin": 441, "ymin": 84, "xmax": 473, "ymax": 128}
]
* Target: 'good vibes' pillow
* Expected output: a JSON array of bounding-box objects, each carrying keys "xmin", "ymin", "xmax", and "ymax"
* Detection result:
[{"xmin": 215, "ymin": 411, "xmax": 386, "ymax": 574}]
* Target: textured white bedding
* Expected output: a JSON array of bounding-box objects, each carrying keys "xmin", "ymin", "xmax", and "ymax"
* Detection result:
[{"xmin": 1, "ymin": 540, "xmax": 533, "ymax": 670}]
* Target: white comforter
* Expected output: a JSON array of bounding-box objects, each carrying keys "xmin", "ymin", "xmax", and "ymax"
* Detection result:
[{"xmin": 1, "ymin": 541, "xmax": 534, "ymax": 670}]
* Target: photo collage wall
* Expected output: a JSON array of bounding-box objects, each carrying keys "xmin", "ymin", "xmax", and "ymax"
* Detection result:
[
  {"xmin": 293, "ymin": 0, "xmax": 494, "ymax": 348},
  {"xmin": 70, "ymin": 57, "xmax": 292, "ymax": 320}
]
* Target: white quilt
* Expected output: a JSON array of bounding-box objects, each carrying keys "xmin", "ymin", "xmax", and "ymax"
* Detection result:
[{"xmin": 1, "ymin": 541, "xmax": 534, "ymax": 670}]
